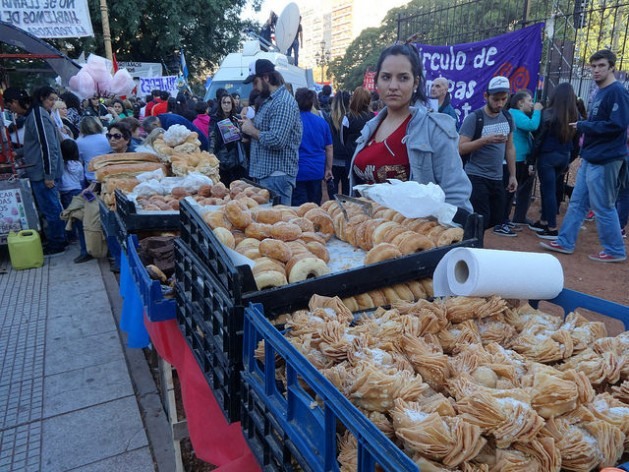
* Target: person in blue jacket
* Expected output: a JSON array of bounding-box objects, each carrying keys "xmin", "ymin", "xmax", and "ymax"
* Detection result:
[
  {"xmin": 505, "ymin": 90, "xmax": 543, "ymax": 226},
  {"xmin": 541, "ymin": 49, "xmax": 629, "ymax": 262}
]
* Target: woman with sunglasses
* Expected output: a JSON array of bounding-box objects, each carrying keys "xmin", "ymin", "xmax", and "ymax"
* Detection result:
[
  {"xmin": 348, "ymin": 44, "xmax": 472, "ymax": 214},
  {"xmin": 106, "ymin": 122, "xmax": 135, "ymax": 153}
]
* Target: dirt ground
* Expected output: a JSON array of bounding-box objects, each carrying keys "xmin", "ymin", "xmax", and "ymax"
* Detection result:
[{"xmin": 485, "ymin": 183, "xmax": 629, "ymax": 308}]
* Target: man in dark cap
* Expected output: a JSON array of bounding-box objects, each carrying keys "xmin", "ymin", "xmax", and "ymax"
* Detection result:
[{"xmin": 240, "ymin": 59, "xmax": 302, "ymax": 204}]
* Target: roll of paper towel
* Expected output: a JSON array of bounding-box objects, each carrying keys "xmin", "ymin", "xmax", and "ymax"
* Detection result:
[{"xmin": 433, "ymin": 248, "xmax": 564, "ymax": 299}]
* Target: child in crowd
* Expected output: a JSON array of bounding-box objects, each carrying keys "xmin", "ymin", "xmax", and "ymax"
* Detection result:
[{"xmin": 60, "ymin": 140, "xmax": 92, "ymax": 263}]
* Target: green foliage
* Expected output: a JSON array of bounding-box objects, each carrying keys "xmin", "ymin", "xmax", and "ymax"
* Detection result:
[
  {"xmin": 328, "ymin": 27, "xmax": 384, "ymax": 90},
  {"xmin": 51, "ymin": 0, "xmax": 262, "ymax": 77}
]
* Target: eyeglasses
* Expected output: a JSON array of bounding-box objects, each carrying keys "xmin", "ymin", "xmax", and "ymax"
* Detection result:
[{"xmin": 106, "ymin": 133, "xmax": 123, "ymax": 140}]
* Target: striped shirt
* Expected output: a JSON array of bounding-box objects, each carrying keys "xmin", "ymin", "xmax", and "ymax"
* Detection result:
[{"xmin": 249, "ymin": 85, "xmax": 302, "ymax": 179}]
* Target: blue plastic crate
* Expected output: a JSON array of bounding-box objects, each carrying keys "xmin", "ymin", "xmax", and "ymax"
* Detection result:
[
  {"xmin": 127, "ymin": 235, "xmax": 176, "ymax": 322},
  {"xmin": 242, "ymin": 290, "xmax": 629, "ymax": 472},
  {"xmin": 242, "ymin": 303, "xmax": 419, "ymax": 472}
]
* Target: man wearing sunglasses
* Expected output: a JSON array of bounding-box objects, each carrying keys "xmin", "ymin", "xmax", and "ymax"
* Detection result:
[{"xmin": 106, "ymin": 122, "xmax": 135, "ymax": 153}]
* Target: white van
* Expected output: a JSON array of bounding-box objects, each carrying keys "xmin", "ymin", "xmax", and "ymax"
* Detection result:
[{"xmin": 203, "ymin": 40, "xmax": 310, "ymax": 104}]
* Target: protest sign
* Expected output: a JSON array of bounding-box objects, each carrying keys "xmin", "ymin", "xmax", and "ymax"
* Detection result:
[
  {"xmin": 0, "ymin": 0, "xmax": 94, "ymax": 38},
  {"xmin": 414, "ymin": 23, "xmax": 544, "ymax": 123},
  {"xmin": 119, "ymin": 62, "xmax": 163, "ymax": 78},
  {"xmin": 139, "ymin": 76, "xmax": 179, "ymax": 96}
]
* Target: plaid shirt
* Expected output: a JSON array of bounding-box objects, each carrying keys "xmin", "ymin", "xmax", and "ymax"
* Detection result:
[{"xmin": 249, "ymin": 85, "xmax": 302, "ymax": 179}]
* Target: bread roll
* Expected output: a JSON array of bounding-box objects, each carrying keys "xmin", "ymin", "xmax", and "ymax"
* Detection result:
[{"xmin": 88, "ymin": 152, "xmax": 161, "ymax": 171}]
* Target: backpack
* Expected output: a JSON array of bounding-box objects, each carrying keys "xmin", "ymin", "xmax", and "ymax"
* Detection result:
[{"xmin": 460, "ymin": 108, "xmax": 514, "ymax": 165}]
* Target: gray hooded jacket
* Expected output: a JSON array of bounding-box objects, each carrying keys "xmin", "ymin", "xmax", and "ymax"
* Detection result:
[
  {"xmin": 22, "ymin": 105, "xmax": 63, "ymax": 182},
  {"xmin": 348, "ymin": 105, "xmax": 473, "ymax": 214}
]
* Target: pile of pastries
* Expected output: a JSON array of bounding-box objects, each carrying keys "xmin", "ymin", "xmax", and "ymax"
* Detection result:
[
  {"xmin": 266, "ymin": 294, "xmax": 629, "ymax": 471},
  {"xmin": 134, "ymin": 180, "xmax": 271, "ymax": 211},
  {"xmin": 320, "ymin": 199, "xmax": 465, "ymax": 265},
  {"xmin": 205, "ymin": 201, "xmax": 335, "ymax": 290}
]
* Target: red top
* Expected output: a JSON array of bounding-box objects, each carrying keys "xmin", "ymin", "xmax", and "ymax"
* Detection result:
[
  {"xmin": 152, "ymin": 101, "xmax": 168, "ymax": 116},
  {"xmin": 353, "ymin": 115, "xmax": 411, "ymax": 184}
]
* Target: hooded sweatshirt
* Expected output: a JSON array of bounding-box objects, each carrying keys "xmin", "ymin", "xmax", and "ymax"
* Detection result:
[
  {"xmin": 22, "ymin": 105, "xmax": 63, "ymax": 182},
  {"xmin": 349, "ymin": 105, "xmax": 473, "ymax": 213},
  {"xmin": 193, "ymin": 114, "xmax": 211, "ymax": 138}
]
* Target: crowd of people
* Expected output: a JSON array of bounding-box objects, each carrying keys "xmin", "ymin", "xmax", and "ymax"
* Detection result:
[{"xmin": 2, "ymin": 46, "xmax": 627, "ymax": 264}]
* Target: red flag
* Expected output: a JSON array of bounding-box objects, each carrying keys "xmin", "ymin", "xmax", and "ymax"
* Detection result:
[{"xmin": 112, "ymin": 53, "xmax": 119, "ymax": 73}]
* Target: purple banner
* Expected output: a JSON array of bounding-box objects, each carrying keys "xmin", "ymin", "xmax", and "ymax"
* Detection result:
[{"xmin": 414, "ymin": 23, "xmax": 544, "ymax": 123}]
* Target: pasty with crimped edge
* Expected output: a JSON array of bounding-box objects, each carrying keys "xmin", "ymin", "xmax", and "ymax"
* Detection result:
[{"xmin": 390, "ymin": 398, "xmax": 486, "ymax": 467}]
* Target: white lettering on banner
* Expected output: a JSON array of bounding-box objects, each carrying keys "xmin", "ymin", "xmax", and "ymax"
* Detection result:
[
  {"xmin": 0, "ymin": 0, "xmax": 93, "ymax": 38},
  {"xmin": 139, "ymin": 76, "xmax": 179, "ymax": 96}
]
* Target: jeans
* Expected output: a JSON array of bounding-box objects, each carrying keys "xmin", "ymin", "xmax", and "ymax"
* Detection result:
[
  {"xmin": 502, "ymin": 162, "xmax": 534, "ymax": 223},
  {"xmin": 292, "ymin": 180, "xmax": 322, "ymax": 206},
  {"xmin": 256, "ymin": 174, "xmax": 296, "ymax": 206},
  {"xmin": 60, "ymin": 189, "xmax": 88, "ymax": 257},
  {"xmin": 617, "ymin": 184, "xmax": 629, "ymax": 229},
  {"xmin": 287, "ymin": 40, "xmax": 299, "ymax": 66},
  {"xmin": 31, "ymin": 180, "xmax": 67, "ymax": 251},
  {"xmin": 557, "ymin": 159, "xmax": 625, "ymax": 257},
  {"xmin": 469, "ymin": 175, "xmax": 505, "ymax": 229},
  {"xmin": 537, "ymin": 151, "xmax": 570, "ymax": 228}
]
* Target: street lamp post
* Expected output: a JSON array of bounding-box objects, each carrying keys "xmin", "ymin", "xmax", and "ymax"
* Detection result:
[{"xmin": 314, "ymin": 40, "xmax": 331, "ymax": 84}]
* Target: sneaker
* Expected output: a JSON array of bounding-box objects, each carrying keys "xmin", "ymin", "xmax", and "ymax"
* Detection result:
[
  {"xmin": 43, "ymin": 246, "xmax": 66, "ymax": 256},
  {"xmin": 528, "ymin": 221, "xmax": 547, "ymax": 233},
  {"xmin": 588, "ymin": 251, "xmax": 626, "ymax": 263},
  {"xmin": 539, "ymin": 240, "xmax": 574, "ymax": 254},
  {"xmin": 537, "ymin": 228, "xmax": 559, "ymax": 240},
  {"xmin": 585, "ymin": 210, "xmax": 595, "ymax": 221},
  {"xmin": 493, "ymin": 224, "xmax": 518, "ymax": 237},
  {"xmin": 74, "ymin": 254, "xmax": 94, "ymax": 264},
  {"xmin": 505, "ymin": 221, "xmax": 523, "ymax": 232}
]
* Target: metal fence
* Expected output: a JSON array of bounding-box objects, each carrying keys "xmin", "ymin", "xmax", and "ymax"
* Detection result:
[{"xmin": 397, "ymin": 0, "xmax": 629, "ymax": 102}]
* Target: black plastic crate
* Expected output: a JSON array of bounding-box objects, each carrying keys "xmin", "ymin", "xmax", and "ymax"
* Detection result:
[
  {"xmin": 180, "ymin": 197, "xmax": 484, "ymax": 316},
  {"xmin": 115, "ymin": 189, "xmax": 180, "ymax": 233},
  {"xmin": 174, "ymin": 238, "xmax": 242, "ymax": 422}
]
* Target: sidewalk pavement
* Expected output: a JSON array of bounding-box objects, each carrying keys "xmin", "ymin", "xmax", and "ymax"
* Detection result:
[{"xmin": 0, "ymin": 245, "xmax": 157, "ymax": 472}]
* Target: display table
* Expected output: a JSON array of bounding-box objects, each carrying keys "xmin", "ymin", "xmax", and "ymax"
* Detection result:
[
  {"xmin": 144, "ymin": 317, "xmax": 260, "ymax": 470},
  {"xmin": 118, "ymin": 247, "xmax": 259, "ymax": 469}
]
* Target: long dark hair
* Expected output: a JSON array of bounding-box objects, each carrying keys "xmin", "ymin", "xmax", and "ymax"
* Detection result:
[
  {"xmin": 547, "ymin": 83, "xmax": 578, "ymax": 143},
  {"xmin": 217, "ymin": 94, "xmax": 237, "ymax": 120},
  {"xmin": 32, "ymin": 86, "xmax": 57, "ymax": 106},
  {"xmin": 375, "ymin": 43, "xmax": 426, "ymax": 104},
  {"xmin": 508, "ymin": 91, "xmax": 531, "ymax": 110}
]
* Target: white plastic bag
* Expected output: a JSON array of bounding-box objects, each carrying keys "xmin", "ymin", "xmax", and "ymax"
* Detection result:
[
  {"xmin": 354, "ymin": 180, "xmax": 457, "ymax": 226},
  {"xmin": 135, "ymin": 168, "xmax": 165, "ymax": 183}
]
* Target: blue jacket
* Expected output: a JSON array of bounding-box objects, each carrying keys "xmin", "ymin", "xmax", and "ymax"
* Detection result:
[
  {"xmin": 157, "ymin": 113, "xmax": 209, "ymax": 151},
  {"xmin": 509, "ymin": 108, "xmax": 541, "ymax": 162},
  {"xmin": 349, "ymin": 106, "xmax": 473, "ymax": 213},
  {"xmin": 578, "ymin": 81, "xmax": 629, "ymax": 164}
]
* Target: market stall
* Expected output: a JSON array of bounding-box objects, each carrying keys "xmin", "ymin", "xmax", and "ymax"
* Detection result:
[{"xmin": 101, "ymin": 131, "xmax": 629, "ymax": 471}]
